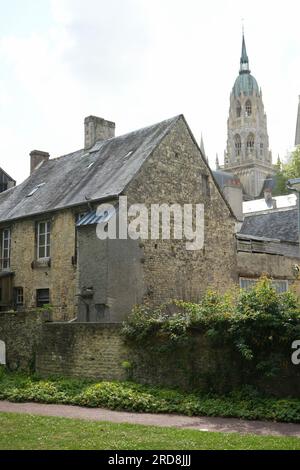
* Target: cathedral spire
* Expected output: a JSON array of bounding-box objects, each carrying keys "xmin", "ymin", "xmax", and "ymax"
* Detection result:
[
  {"xmin": 240, "ymin": 34, "xmax": 250, "ymax": 74},
  {"xmin": 200, "ymin": 134, "xmax": 207, "ymax": 160},
  {"xmin": 295, "ymin": 95, "xmax": 300, "ymax": 146}
]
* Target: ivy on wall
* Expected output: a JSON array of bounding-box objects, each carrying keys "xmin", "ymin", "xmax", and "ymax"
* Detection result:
[{"xmin": 122, "ymin": 277, "xmax": 300, "ymax": 391}]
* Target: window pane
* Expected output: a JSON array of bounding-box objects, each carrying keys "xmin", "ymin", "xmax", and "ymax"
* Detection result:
[
  {"xmin": 39, "ymin": 223, "xmax": 45, "ymax": 235},
  {"xmin": 39, "ymin": 247, "xmax": 45, "ymax": 259},
  {"xmin": 39, "ymin": 234, "xmax": 46, "ymax": 247}
]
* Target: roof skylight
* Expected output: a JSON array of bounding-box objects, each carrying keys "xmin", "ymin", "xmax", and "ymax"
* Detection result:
[{"xmin": 26, "ymin": 182, "xmax": 46, "ymax": 197}]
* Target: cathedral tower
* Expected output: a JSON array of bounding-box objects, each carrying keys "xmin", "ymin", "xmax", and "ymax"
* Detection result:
[
  {"xmin": 295, "ymin": 95, "xmax": 300, "ymax": 146},
  {"xmin": 224, "ymin": 34, "xmax": 274, "ymax": 198}
]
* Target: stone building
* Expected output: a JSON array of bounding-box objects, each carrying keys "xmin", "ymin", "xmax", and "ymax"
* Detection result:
[
  {"xmin": 0, "ymin": 169, "xmax": 15, "ymax": 193},
  {"xmin": 295, "ymin": 95, "xmax": 300, "ymax": 146},
  {"xmin": 237, "ymin": 206, "xmax": 300, "ymax": 294},
  {"xmin": 222, "ymin": 34, "xmax": 275, "ymax": 199},
  {"xmin": 0, "ymin": 114, "xmax": 238, "ymax": 321}
]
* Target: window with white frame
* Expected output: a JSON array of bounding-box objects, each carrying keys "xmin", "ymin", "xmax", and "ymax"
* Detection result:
[
  {"xmin": 239, "ymin": 277, "xmax": 288, "ymax": 293},
  {"xmin": 37, "ymin": 221, "xmax": 51, "ymax": 259},
  {"xmin": 1, "ymin": 228, "xmax": 11, "ymax": 270},
  {"xmin": 14, "ymin": 287, "xmax": 24, "ymax": 306}
]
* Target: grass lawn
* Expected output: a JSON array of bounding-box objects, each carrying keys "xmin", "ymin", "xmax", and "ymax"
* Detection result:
[{"xmin": 0, "ymin": 412, "xmax": 299, "ymax": 450}]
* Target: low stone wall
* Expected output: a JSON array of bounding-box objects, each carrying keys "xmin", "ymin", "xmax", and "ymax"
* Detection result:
[
  {"xmin": 36, "ymin": 323, "xmax": 128, "ymax": 381},
  {"xmin": 0, "ymin": 310, "xmax": 45, "ymax": 371},
  {"xmin": 127, "ymin": 337, "xmax": 300, "ymax": 397},
  {"xmin": 1, "ymin": 313, "xmax": 299, "ymax": 397}
]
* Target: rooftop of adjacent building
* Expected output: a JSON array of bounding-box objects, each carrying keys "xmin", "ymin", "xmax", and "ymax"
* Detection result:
[
  {"xmin": 240, "ymin": 206, "xmax": 298, "ymax": 244},
  {"xmin": 243, "ymin": 193, "xmax": 297, "ymax": 215}
]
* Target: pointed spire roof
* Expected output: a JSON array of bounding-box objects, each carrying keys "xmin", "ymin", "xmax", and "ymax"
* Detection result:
[
  {"xmin": 295, "ymin": 95, "xmax": 300, "ymax": 146},
  {"xmin": 239, "ymin": 33, "xmax": 250, "ymax": 74},
  {"xmin": 215, "ymin": 153, "xmax": 220, "ymax": 169},
  {"xmin": 241, "ymin": 35, "xmax": 248, "ymax": 62},
  {"xmin": 200, "ymin": 134, "xmax": 206, "ymax": 159}
]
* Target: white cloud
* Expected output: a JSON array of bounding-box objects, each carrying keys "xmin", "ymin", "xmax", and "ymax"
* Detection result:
[{"xmin": 0, "ymin": 0, "xmax": 299, "ymax": 183}]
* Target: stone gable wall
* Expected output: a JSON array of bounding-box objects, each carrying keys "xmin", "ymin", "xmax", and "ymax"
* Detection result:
[{"xmin": 125, "ymin": 117, "xmax": 238, "ymax": 305}]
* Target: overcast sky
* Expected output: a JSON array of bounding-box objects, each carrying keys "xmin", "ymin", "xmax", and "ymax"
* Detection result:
[{"xmin": 0, "ymin": 0, "xmax": 299, "ymax": 183}]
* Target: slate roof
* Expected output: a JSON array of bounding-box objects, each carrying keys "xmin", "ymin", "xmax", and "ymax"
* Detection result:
[
  {"xmin": 213, "ymin": 170, "xmax": 241, "ymax": 190},
  {"xmin": 0, "ymin": 115, "xmax": 181, "ymax": 223},
  {"xmin": 240, "ymin": 208, "xmax": 298, "ymax": 243}
]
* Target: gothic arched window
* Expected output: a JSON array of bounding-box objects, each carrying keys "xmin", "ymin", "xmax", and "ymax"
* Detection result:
[
  {"xmin": 247, "ymin": 133, "xmax": 255, "ymax": 154},
  {"xmin": 245, "ymin": 100, "xmax": 252, "ymax": 116},
  {"xmin": 260, "ymin": 143, "xmax": 264, "ymax": 156},
  {"xmin": 236, "ymin": 102, "xmax": 241, "ymax": 118},
  {"xmin": 234, "ymin": 134, "xmax": 242, "ymax": 157}
]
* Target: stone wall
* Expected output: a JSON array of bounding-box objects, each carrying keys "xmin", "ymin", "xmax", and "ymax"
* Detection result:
[
  {"xmin": 1, "ymin": 314, "xmax": 299, "ymax": 397},
  {"xmin": 0, "ymin": 310, "xmax": 45, "ymax": 371},
  {"xmin": 3, "ymin": 206, "xmax": 88, "ymax": 321},
  {"xmin": 34, "ymin": 323, "xmax": 300, "ymax": 397},
  {"xmin": 125, "ymin": 116, "xmax": 238, "ymax": 306},
  {"xmin": 36, "ymin": 323, "xmax": 128, "ymax": 380},
  {"xmin": 127, "ymin": 337, "xmax": 300, "ymax": 397}
]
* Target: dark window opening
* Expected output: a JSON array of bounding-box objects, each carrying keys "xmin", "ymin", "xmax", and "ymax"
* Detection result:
[
  {"xmin": 201, "ymin": 174, "xmax": 210, "ymax": 197},
  {"xmin": 234, "ymin": 134, "xmax": 242, "ymax": 157},
  {"xmin": 36, "ymin": 289, "xmax": 50, "ymax": 307},
  {"xmin": 245, "ymin": 100, "xmax": 252, "ymax": 116},
  {"xmin": 247, "ymin": 134, "xmax": 255, "ymax": 154},
  {"xmin": 14, "ymin": 287, "xmax": 24, "ymax": 306}
]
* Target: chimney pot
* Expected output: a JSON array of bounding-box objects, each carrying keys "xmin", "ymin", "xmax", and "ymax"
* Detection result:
[
  {"xmin": 84, "ymin": 116, "xmax": 115, "ymax": 150},
  {"xmin": 30, "ymin": 150, "xmax": 50, "ymax": 175}
]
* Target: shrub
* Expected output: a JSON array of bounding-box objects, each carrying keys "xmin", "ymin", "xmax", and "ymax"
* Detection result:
[
  {"xmin": 122, "ymin": 277, "xmax": 300, "ymax": 379},
  {"xmin": 0, "ymin": 371, "xmax": 299, "ymax": 423}
]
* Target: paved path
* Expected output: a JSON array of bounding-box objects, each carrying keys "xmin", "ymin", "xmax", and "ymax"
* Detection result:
[{"xmin": 0, "ymin": 400, "xmax": 299, "ymax": 437}]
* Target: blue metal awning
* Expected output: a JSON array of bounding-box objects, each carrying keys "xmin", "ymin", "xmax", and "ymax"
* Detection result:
[{"xmin": 76, "ymin": 208, "xmax": 115, "ymax": 227}]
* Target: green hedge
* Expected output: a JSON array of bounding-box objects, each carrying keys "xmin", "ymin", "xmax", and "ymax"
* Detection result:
[{"xmin": 0, "ymin": 370, "xmax": 300, "ymax": 423}]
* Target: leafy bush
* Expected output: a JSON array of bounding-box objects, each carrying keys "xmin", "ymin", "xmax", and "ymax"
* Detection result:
[
  {"xmin": 0, "ymin": 371, "xmax": 299, "ymax": 423},
  {"xmin": 122, "ymin": 277, "xmax": 300, "ymax": 378}
]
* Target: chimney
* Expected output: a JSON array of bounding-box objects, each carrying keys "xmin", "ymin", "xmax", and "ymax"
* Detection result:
[
  {"xmin": 30, "ymin": 150, "xmax": 50, "ymax": 175},
  {"xmin": 84, "ymin": 116, "xmax": 115, "ymax": 150},
  {"xmin": 264, "ymin": 188, "xmax": 275, "ymax": 208}
]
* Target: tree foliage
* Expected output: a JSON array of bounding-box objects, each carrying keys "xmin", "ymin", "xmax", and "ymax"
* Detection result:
[{"xmin": 273, "ymin": 146, "xmax": 300, "ymax": 195}]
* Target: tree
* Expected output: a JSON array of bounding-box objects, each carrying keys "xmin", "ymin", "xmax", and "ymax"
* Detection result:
[
  {"xmin": 272, "ymin": 148, "xmax": 300, "ymax": 196},
  {"xmin": 284, "ymin": 146, "xmax": 300, "ymax": 179},
  {"xmin": 272, "ymin": 155, "xmax": 288, "ymax": 196}
]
